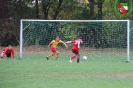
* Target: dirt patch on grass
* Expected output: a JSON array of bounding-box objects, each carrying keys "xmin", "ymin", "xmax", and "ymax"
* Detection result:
[
  {"xmin": 0, "ymin": 45, "xmax": 128, "ymax": 54},
  {"xmin": 69, "ymin": 73, "xmax": 133, "ymax": 79},
  {"xmin": 86, "ymin": 73, "xmax": 133, "ymax": 79}
]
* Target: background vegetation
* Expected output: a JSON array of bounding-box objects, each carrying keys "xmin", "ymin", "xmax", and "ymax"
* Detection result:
[{"xmin": 0, "ymin": 0, "xmax": 133, "ymax": 46}]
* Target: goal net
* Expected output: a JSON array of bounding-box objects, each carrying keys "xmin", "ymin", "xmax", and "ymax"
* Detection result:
[{"xmin": 20, "ymin": 20, "xmax": 132, "ymax": 62}]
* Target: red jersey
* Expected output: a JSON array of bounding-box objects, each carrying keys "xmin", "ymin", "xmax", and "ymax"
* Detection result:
[
  {"xmin": 2, "ymin": 47, "xmax": 14, "ymax": 58},
  {"xmin": 71, "ymin": 39, "xmax": 83, "ymax": 48}
]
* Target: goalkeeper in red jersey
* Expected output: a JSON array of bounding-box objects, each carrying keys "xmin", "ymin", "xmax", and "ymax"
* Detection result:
[
  {"xmin": 46, "ymin": 36, "xmax": 68, "ymax": 60},
  {"xmin": 65, "ymin": 37, "xmax": 83, "ymax": 63},
  {"xmin": 0, "ymin": 45, "xmax": 15, "ymax": 60}
]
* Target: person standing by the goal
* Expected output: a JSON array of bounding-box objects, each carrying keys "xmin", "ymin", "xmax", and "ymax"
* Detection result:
[
  {"xmin": 0, "ymin": 45, "xmax": 15, "ymax": 60},
  {"xmin": 65, "ymin": 37, "xmax": 83, "ymax": 63},
  {"xmin": 46, "ymin": 36, "xmax": 68, "ymax": 60}
]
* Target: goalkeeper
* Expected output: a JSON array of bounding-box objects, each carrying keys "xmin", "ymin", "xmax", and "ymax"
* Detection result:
[
  {"xmin": 0, "ymin": 45, "xmax": 15, "ymax": 60},
  {"xmin": 46, "ymin": 36, "xmax": 68, "ymax": 60},
  {"xmin": 65, "ymin": 37, "xmax": 83, "ymax": 63}
]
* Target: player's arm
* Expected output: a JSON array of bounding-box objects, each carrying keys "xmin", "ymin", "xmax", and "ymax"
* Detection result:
[
  {"xmin": 78, "ymin": 42, "xmax": 80, "ymax": 48},
  {"xmin": 48, "ymin": 42, "xmax": 52, "ymax": 48},
  {"xmin": 11, "ymin": 49, "xmax": 15, "ymax": 59},
  {"xmin": 78, "ymin": 40, "xmax": 83, "ymax": 48},
  {"xmin": 65, "ymin": 41, "xmax": 72, "ymax": 44},
  {"xmin": 63, "ymin": 41, "xmax": 68, "ymax": 48},
  {"xmin": 61, "ymin": 41, "xmax": 68, "ymax": 48},
  {"xmin": 1, "ymin": 48, "xmax": 7, "ymax": 58},
  {"xmin": 65, "ymin": 41, "xmax": 72, "ymax": 43}
]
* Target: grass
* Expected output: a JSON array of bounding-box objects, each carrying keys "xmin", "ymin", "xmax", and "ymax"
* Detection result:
[{"xmin": 0, "ymin": 53, "xmax": 133, "ymax": 88}]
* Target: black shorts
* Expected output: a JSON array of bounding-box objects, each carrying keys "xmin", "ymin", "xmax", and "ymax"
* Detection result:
[{"xmin": 6, "ymin": 53, "xmax": 11, "ymax": 58}]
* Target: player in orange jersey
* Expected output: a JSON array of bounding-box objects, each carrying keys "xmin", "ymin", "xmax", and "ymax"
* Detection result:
[
  {"xmin": 0, "ymin": 45, "xmax": 15, "ymax": 60},
  {"xmin": 65, "ymin": 37, "xmax": 83, "ymax": 63},
  {"xmin": 46, "ymin": 36, "xmax": 68, "ymax": 60}
]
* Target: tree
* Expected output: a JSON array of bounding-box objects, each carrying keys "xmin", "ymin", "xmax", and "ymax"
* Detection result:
[
  {"xmin": 52, "ymin": 0, "xmax": 63, "ymax": 20},
  {"xmin": 0, "ymin": 0, "xmax": 11, "ymax": 20},
  {"xmin": 41, "ymin": 0, "xmax": 86, "ymax": 20},
  {"xmin": 41, "ymin": 0, "xmax": 51, "ymax": 19},
  {"xmin": 0, "ymin": 0, "xmax": 13, "ymax": 46},
  {"xmin": 88, "ymin": 0, "xmax": 95, "ymax": 19},
  {"xmin": 97, "ymin": 0, "xmax": 104, "ymax": 20},
  {"xmin": 35, "ymin": 0, "xmax": 39, "ymax": 18},
  {"xmin": 0, "ymin": 0, "xmax": 35, "ymax": 46}
]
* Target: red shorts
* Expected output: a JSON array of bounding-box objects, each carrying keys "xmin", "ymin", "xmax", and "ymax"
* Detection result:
[
  {"xmin": 51, "ymin": 46, "xmax": 57, "ymax": 53},
  {"xmin": 72, "ymin": 47, "xmax": 79, "ymax": 54}
]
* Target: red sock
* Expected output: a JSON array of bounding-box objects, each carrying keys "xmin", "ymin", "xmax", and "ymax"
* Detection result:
[{"xmin": 71, "ymin": 56, "xmax": 76, "ymax": 60}]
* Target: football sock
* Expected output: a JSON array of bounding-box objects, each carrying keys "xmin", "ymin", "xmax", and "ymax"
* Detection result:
[
  {"xmin": 56, "ymin": 54, "xmax": 59, "ymax": 60},
  {"xmin": 77, "ymin": 58, "xmax": 80, "ymax": 63},
  {"xmin": 47, "ymin": 54, "xmax": 53, "ymax": 58},
  {"xmin": 71, "ymin": 56, "xmax": 76, "ymax": 60}
]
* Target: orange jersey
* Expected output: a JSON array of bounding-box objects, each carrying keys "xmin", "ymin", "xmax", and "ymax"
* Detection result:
[{"xmin": 51, "ymin": 40, "xmax": 63, "ymax": 48}]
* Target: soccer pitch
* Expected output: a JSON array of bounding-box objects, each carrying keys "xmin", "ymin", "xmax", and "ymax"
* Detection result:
[{"xmin": 0, "ymin": 53, "xmax": 133, "ymax": 88}]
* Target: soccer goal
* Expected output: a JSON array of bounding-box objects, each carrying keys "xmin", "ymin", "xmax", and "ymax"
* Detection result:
[{"xmin": 20, "ymin": 20, "xmax": 131, "ymax": 62}]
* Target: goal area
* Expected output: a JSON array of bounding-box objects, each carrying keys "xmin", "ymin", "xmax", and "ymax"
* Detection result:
[{"xmin": 20, "ymin": 20, "xmax": 132, "ymax": 62}]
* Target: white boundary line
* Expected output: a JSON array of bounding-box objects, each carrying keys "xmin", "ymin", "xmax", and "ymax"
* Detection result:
[{"xmin": 21, "ymin": 19, "xmax": 129, "ymax": 22}]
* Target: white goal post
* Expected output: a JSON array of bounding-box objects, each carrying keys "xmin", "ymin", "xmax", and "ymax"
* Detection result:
[{"xmin": 20, "ymin": 20, "xmax": 130, "ymax": 61}]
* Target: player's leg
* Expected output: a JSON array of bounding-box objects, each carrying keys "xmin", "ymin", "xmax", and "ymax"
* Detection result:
[
  {"xmin": 70, "ymin": 53, "xmax": 80, "ymax": 63},
  {"xmin": 76, "ymin": 53, "xmax": 80, "ymax": 63},
  {"xmin": 71, "ymin": 48, "xmax": 80, "ymax": 63},
  {"xmin": 69, "ymin": 55, "xmax": 76, "ymax": 63},
  {"xmin": 75, "ymin": 49, "xmax": 80, "ymax": 63},
  {"xmin": 69, "ymin": 48, "xmax": 77, "ymax": 63},
  {"xmin": 55, "ymin": 51, "xmax": 59, "ymax": 60},
  {"xmin": 46, "ymin": 47, "xmax": 56, "ymax": 60},
  {"xmin": 70, "ymin": 55, "xmax": 76, "ymax": 60},
  {"xmin": 7, "ymin": 53, "xmax": 11, "ymax": 60},
  {"xmin": 46, "ymin": 53, "xmax": 55, "ymax": 60},
  {"xmin": 0, "ymin": 51, "xmax": 4, "ymax": 60}
]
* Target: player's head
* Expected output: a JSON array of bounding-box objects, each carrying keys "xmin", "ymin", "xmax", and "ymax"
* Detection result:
[
  {"xmin": 55, "ymin": 36, "xmax": 60, "ymax": 41},
  {"xmin": 8, "ymin": 45, "xmax": 12, "ymax": 50},
  {"xmin": 78, "ymin": 36, "xmax": 83, "ymax": 43},
  {"xmin": 78, "ymin": 36, "xmax": 82, "ymax": 39}
]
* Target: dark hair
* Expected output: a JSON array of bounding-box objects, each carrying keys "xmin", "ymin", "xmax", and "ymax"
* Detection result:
[
  {"xmin": 78, "ymin": 36, "xmax": 82, "ymax": 39},
  {"xmin": 56, "ymin": 36, "xmax": 59, "ymax": 38},
  {"xmin": 8, "ymin": 45, "xmax": 12, "ymax": 47}
]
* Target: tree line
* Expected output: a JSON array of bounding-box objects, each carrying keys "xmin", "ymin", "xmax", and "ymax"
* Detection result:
[{"xmin": 0, "ymin": 0, "xmax": 133, "ymax": 46}]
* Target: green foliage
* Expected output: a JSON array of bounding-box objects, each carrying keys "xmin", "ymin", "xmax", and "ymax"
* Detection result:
[
  {"xmin": 23, "ymin": 21, "xmax": 128, "ymax": 49},
  {"xmin": 40, "ymin": 0, "xmax": 82, "ymax": 19},
  {"xmin": 102, "ymin": 22, "xmax": 127, "ymax": 48},
  {"xmin": 103, "ymin": 0, "xmax": 133, "ymax": 20},
  {"xmin": 0, "ymin": 0, "xmax": 133, "ymax": 46},
  {"xmin": 23, "ymin": 22, "xmax": 79, "ymax": 45},
  {"xmin": 74, "ymin": 5, "xmax": 92, "ymax": 20},
  {"xmin": 0, "ymin": 0, "xmax": 36, "ymax": 46},
  {"xmin": 9, "ymin": 1, "xmax": 35, "ymax": 20}
]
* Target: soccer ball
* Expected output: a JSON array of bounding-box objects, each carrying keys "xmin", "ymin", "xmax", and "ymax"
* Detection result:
[{"xmin": 83, "ymin": 56, "xmax": 87, "ymax": 60}]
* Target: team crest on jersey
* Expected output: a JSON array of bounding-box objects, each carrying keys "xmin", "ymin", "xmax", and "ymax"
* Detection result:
[{"xmin": 114, "ymin": 0, "xmax": 133, "ymax": 17}]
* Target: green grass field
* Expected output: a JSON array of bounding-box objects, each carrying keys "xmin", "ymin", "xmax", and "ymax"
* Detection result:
[{"xmin": 0, "ymin": 53, "xmax": 133, "ymax": 88}]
